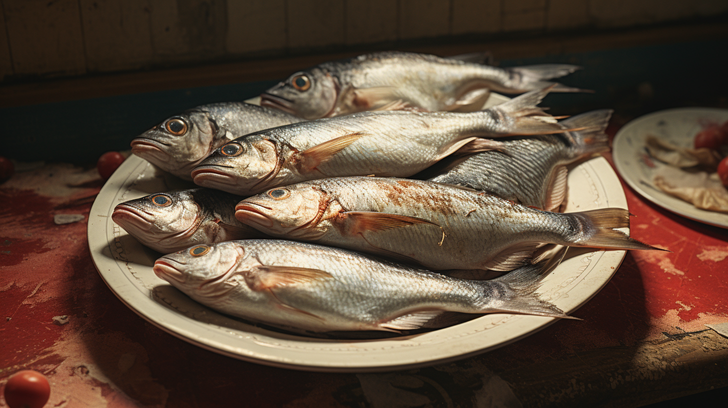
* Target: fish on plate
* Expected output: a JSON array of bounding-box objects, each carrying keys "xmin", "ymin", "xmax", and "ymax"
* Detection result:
[
  {"xmin": 260, "ymin": 51, "xmax": 585, "ymax": 119},
  {"xmin": 428, "ymin": 110, "xmax": 612, "ymax": 211},
  {"xmin": 131, "ymin": 102, "xmax": 304, "ymax": 179},
  {"xmin": 153, "ymin": 239, "xmax": 572, "ymax": 334},
  {"xmin": 193, "ymin": 88, "xmax": 575, "ymax": 196},
  {"xmin": 235, "ymin": 177, "xmax": 662, "ymax": 272},
  {"xmin": 112, "ymin": 188, "xmax": 264, "ymax": 253}
]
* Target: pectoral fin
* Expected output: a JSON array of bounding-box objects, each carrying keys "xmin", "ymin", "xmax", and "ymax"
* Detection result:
[
  {"xmin": 448, "ymin": 88, "xmax": 492, "ymax": 112},
  {"xmin": 379, "ymin": 310, "xmax": 444, "ymax": 331},
  {"xmin": 297, "ymin": 132, "xmax": 366, "ymax": 173},
  {"xmin": 340, "ymin": 211, "xmax": 441, "ymax": 236},
  {"xmin": 244, "ymin": 265, "xmax": 333, "ymax": 292},
  {"xmin": 343, "ymin": 86, "xmax": 398, "ymax": 110}
]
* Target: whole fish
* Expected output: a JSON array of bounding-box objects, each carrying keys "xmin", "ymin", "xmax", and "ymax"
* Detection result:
[
  {"xmin": 131, "ymin": 102, "xmax": 304, "ymax": 179},
  {"xmin": 193, "ymin": 88, "xmax": 573, "ymax": 195},
  {"xmin": 235, "ymin": 177, "xmax": 661, "ymax": 272},
  {"xmin": 112, "ymin": 188, "xmax": 263, "ymax": 253},
  {"xmin": 153, "ymin": 239, "xmax": 570, "ymax": 334},
  {"xmin": 260, "ymin": 51, "xmax": 584, "ymax": 119},
  {"xmin": 429, "ymin": 110, "xmax": 612, "ymax": 211}
]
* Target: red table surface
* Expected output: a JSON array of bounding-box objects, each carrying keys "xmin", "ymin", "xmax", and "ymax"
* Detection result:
[{"xmin": 1, "ymin": 121, "xmax": 727, "ymax": 408}]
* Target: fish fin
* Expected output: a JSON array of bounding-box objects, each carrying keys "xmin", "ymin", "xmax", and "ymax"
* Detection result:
[
  {"xmin": 446, "ymin": 51, "xmax": 494, "ymax": 65},
  {"xmin": 488, "ymin": 86, "xmax": 582, "ymax": 136},
  {"xmin": 341, "ymin": 211, "xmax": 441, "ymax": 235},
  {"xmin": 379, "ymin": 310, "xmax": 444, "ymax": 331},
  {"xmin": 560, "ymin": 109, "xmax": 612, "ymax": 157},
  {"xmin": 244, "ymin": 265, "xmax": 333, "ymax": 292},
  {"xmin": 340, "ymin": 86, "xmax": 399, "ymax": 110},
  {"xmin": 371, "ymin": 99, "xmax": 425, "ymax": 112},
  {"xmin": 297, "ymin": 132, "xmax": 366, "ymax": 173},
  {"xmin": 569, "ymin": 209, "xmax": 668, "ymax": 251},
  {"xmin": 453, "ymin": 138, "xmax": 506, "ymax": 156},
  {"xmin": 448, "ymin": 88, "xmax": 492, "ymax": 112},
  {"xmin": 544, "ymin": 166, "xmax": 568, "ymax": 212},
  {"xmin": 482, "ymin": 242, "xmax": 543, "ymax": 272},
  {"xmin": 508, "ymin": 64, "xmax": 590, "ymax": 93}
]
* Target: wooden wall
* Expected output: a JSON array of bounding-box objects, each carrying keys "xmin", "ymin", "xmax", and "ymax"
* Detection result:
[{"xmin": 1, "ymin": 0, "xmax": 728, "ymax": 83}]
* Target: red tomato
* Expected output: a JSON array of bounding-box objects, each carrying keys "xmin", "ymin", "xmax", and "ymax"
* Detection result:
[
  {"xmin": 694, "ymin": 125, "xmax": 727, "ymax": 150},
  {"xmin": 3, "ymin": 370, "xmax": 51, "ymax": 408},
  {"xmin": 721, "ymin": 120, "xmax": 728, "ymax": 137},
  {"xmin": 97, "ymin": 151, "xmax": 126, "ymax": 180},
  {"xmin": 718, "ymin": 157, "xmax": 728, "ymax": 188},
  {"xmin": 0, "ymin": 156, "xmax": 14, "ymax": 183}
]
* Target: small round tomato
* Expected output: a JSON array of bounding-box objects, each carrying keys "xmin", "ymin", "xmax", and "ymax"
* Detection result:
[
  {"xmin": 718, "ymin": 157, "xmax": 728, "ymax": 188},
  {"xmin": 3, "ymin": 370, "xmax": 51, "ymax": 408},
  {"xmin": 694, "ymin": 125, "xmax": 727, "ymax": 150},
  {"xmin": 0, "ymin": 156, "xmax": 14, "ymax": 183},
  {"xmin": 97, "ymin": 151, "xmax": 126, "ymax": 180}
]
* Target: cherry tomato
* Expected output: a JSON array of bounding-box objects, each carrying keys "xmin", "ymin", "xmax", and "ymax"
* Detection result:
[
  {"xmin": 97, "ymin": 151, "xmax": 126, "ymax": 180},
  {"xmin": 0, "ymin": 157, "xmax": 14, "ymax": 183},
  {"xmin": 3, "ymin": 370, "xmax": 51, "ymax": 408},
  {"xmin": 694, "ymin": 125, "xmax": 727, "ymax": 150},
  {"xmin": 718, "ymin": 157, "xmax": 728, "ymax": 188}
]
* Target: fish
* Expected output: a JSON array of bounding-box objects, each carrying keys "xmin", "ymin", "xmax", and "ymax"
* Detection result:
[
  {"xmin": 130, "ymin": 102, "xmax": 304, "ymax": 180},
  {"xmin": 260, "ymin": 51, "xmax": 585, "ymax": 119},
  {"xmin": 192, "ymin": 88, "xmax": 576, "ymax": 196},
  {"xmin": 112, "ymin": 188, "xmax": 264, "ymax": 253},
  {"xmin": 235, "ymin": 177, "xmax": 662, "ymax": 272},
  {"xmin": 152, "ymin": 239, "xmax": 571, "ymax": 334},
  {"xmin": 428, "ymin": 110, "xmax": 612, "ymax": 211}
]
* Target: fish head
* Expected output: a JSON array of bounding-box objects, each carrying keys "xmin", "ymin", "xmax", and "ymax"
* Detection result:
[
  {"xmin": 153, "ymin": 242, "xmax": 245, "ymax": 298},
  {"xmin": 260, "ymin": 68, "xmax": 338, "ymax": 119},
  {"xmin": 112, "ymin": 191, "xmax": 204, "ymax": 252},
  {"xmin": 131, "ymin": 110, "xmax": 217, "ymax": 178},
  {"xmin": 191, "ymin": 137, "xmax": 279, "ymax": 195},
  {"xmin": 235, "ymin": 185, "xmax": 329, "ymax": 239}
]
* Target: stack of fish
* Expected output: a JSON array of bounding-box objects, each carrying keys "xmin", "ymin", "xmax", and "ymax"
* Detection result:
[{"xmin": 114, "ymin": 51, "xmax": 661, "ymax": 336}]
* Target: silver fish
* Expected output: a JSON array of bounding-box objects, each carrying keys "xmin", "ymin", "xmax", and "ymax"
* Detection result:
[
  {"xmin": 235, "ymin": 177, "xmax": 661, "ymax": 272},
  {"xmin": 131, "ymin": 102, "xmax": 303, "ymax": 179},
  {"xmin": 193, "ymin": 88, "xmax": 574, "ymax": 196},
  {"xmin": 429, "ymin": 110, "xmax": 612, "ymax": 211},
  {"xmin": 153, "ymin": 239, "xmax": 570, "ymax": 334},
  {"xmin": 112, "ymin": 188, "xmax": 263, "ymax": 253},
  {"xmin": 260, "ymin": 51, "xmax": 583, "ymax": 119}
]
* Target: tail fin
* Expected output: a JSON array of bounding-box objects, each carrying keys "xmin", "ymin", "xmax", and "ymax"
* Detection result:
[
  {"xmin": 476, "ymin": 253, "xmax": 574, "ymax": 319},
  {"xmin": 560, "ymin": 109, "xmax": 613, "ymax": 159},
  {"xmin": 487, "ymin": 86, "xmax": 576, "ymax": 136},
  {"xmin": 509, "ymin": 64, "xmax": 589, "ymax": 93},
  {"xmin": 569, "ymin": 208, "xmax": 666, "ymax": 251}
]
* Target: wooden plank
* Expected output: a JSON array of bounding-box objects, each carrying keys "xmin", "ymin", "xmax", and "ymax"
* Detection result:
[
  {"xmin": 149, "ymin": 0, "xmax": 228, "ymax": 59},
  {"xmin": 79, "ymin": 0, "xmax": 155, "ymax": 72},
  {"xmin": 287, "ymin": 0, "xmax": 344, "ymax": 49},
  {"xmin": 2, "ymin": 0, "xmax": 85, "ymax": 77},
  {"xmin": 502, "ymin": 0, "xmax": 546, "ymax": 32},
  {"xmin": 345, "ymin": 0, "xmax": 398, "ymax": 45},
  {"xmin": 399, "ymin": 0, "xmax": 451, "ymax": 39},
  {"xmin": 0, "ymin": 6, "xmax": 14, "ymax": 80},
  {"xmin": 546, "ymin": 0, "xmax": 590, "ymax": 31},
  {"xmin": 226, "ymin": 0, "xmax": 286, "ymax": 54},
  {"xmin": 451, "ymin": 0, "xmax": 502, "ymax": 35}
]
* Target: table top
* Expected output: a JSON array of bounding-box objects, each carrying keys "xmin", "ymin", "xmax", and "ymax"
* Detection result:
[{"xmin": 1, "ymin": 121, "xmax": 727, "ymax": 408}]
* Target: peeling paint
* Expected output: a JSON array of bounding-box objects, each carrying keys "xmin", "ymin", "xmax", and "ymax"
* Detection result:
[{"xmin": 697, "ymin": 246, "xmax": 728, "ymax": 262}]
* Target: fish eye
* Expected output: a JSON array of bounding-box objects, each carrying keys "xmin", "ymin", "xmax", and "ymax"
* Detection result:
[
  {"xmin": 165, "ymin": 118, "xmax": 188, "ymax": 136},
  {"xmin": 267, "ymin": 188, "xmax": 291, "ymax": 200},
  {"xmin": 221, "ymin": 143, "xmax": 243, "ymax": 157},
  {"xmin": 189, "ymin": 245, "xmax": 211, "ymax": 257},
  {"xmin": 151, "ymin": 194, "xmax": 172, "ymax": 207},
  {"xmin": 291, "ymin": 74, "xmax": 311, "ymax": 92}
]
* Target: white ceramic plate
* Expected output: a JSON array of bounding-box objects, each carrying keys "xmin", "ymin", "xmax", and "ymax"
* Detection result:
[
  {"xmin": 613, "ymin": 108, "xmax": 728, "ymax": 229},
  {"xmin": 88, "ymin": 96, "xmax": 628, "ymax": 372}
]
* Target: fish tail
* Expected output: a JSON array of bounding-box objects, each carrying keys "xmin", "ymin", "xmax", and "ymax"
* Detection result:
[
  {"xmin": 561, "ymin": 109, "xmax": 613, "ymax": 158},
  {"xmin": 508, "ymin": 64, "xmax": 590, "ymax": 93},
  {"xmin": 568, "ymin": 208, "xmax": 666, "ymax": 251},
  {"xmin": 475, "ymin": 257, "xmax": 574, "ymax": 319},
  {"xmin": 489, "ymin": 87, "xmax": 567, "ymax": 136}
]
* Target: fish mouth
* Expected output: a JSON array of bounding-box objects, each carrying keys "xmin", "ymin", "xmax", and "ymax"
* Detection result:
[
  {"xmin": 260, "ymin": 93, "xmax": 296, "ymax": 115},
  {"xmin": 235, "ymin": 202, "xmax": 274, "ymax": 229},
  {"xmin": 112, "ymin": 204, "xmax": 154, "ymax": 232},
  {"xmin": 153, "ymin": 259, "xmax": 186, "ymax": 283},
  {"xmin": 191, "ymin": 166, "xmax": 237, "ymax": 188},
  {"xmin": 130, "ymin": 139, "xmax": 170, "ymax": 161}
]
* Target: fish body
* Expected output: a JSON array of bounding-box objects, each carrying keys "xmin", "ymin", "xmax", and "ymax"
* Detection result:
[
  {"xmin": 112, "ymin": 188, "xmax": 263, "ymax": 253},
  {"xmin": 429, "ymin": 110, "xmax": 612, "ymax": 211},
  {"xmin": 131, "ymin": 102, "xmax": 303, "ymax": 179},
  {"xmin": 193, "ymin": 88, "xmax": 569, "ymax": 195},
  {"xmin": 260, "ymin": 51, "xmax": 583, "ymax": 119},
  {"xmin": 235, "ymin": 177, "xmax": 659, "ymax": 272},
  {"xmin": 153, "ymin": 240, "xmax": 568, "ymax": 333}
]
